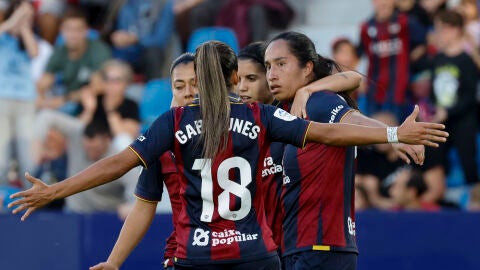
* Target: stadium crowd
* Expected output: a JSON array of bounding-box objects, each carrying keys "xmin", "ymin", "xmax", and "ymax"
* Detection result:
[{"xmin": 0, "ymin": 0, "xmax": 479, "ymax": 218}]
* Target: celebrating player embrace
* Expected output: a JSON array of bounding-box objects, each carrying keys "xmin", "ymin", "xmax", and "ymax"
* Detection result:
[{"xmin": 9, "ymin": 41, "xmax": 447, "ymax": 269}]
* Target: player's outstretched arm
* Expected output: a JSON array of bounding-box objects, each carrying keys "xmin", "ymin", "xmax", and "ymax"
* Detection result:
[
  {"xmin": 90, "ymin": 199, "xmax": 158, "ymax": 270},
  {"xmin": 341, "ymin": 111, "xmax": 425, "ymax": 165},
  {"xmin": 291, "ymin": 71, "xmax": 362, "ymax": 118},
  {"xmin": 8, "ymin": 148, "xmax": 141, "ymax": 221},
  {"xmin": 305, "ymin": 105, "xmax": 448, "ymax": 147}
]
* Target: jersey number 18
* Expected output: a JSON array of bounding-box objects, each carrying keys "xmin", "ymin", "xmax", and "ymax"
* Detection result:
[{"xmin": 193, "ymin": 157, "xmax": 252, "ymax": 223}]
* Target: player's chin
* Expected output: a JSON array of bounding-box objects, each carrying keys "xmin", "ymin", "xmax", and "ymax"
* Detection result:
[{"xmin": 272, "ymin": 91, "xmax": 286, "ymax": 102}]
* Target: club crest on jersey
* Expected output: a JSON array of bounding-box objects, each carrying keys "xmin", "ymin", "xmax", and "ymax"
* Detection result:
[
  {"xmin": 274, "ymin": 108, "xmax": 297, "ymax": 121},
  {"xmin": 137, "ymin": 135, "xmax": 146, "ymax": 142}
]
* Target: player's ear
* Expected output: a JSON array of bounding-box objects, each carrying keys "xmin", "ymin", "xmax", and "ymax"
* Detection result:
[
  {"xmin": 303, "ymin": 61, "xmax": 314, "ymax": 77},
  {"xmin": 230, "ymin": 71, "xmax": 239, "ymax": 86}
]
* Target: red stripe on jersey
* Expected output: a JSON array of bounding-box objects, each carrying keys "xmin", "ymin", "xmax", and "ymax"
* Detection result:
[
  {"xmin": 250, "ymin": 103, "xmax": 277, "ymax": 252},
  {"xmin": 375, "ymin": 21, "xmax": 390, "ymax": 104},
  {"xmin": 394, "ymin": 14, "xmax": 410, "ymax": 104},
  {"xmin": 160, "ymin": 152, "xmax": 182, "ymax": 259},
  {"xmin": 296, "ymin": 144, "xmax": 347, "ymax": 248},
  {"xmin": 209, "ymin": 138, "xmax": 242, "ymax": 260},
  {"xmin": 173, "ymin": 107, "xmax": 190, "ymax": 259},
  {"xmin": 262, "ymin": 147, "xmax": 283, "ymax": 247}
]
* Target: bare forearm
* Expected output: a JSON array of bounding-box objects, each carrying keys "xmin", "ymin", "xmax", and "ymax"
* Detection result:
[
  {"xmin": 107, "ymin": 200, "xmax": 157, "ymax": 267},
  {"xmin": 306, "ymin": 122, "xmax": 388, "ymax": 146},
  {"xmin": 20, "ymin": 27, "xmax": 38, "ymax": 57},
  {"xmin": 306, "ymin": 71, "xmax": 361, "ymax": 94},
  {"xmin": 342, "ymin": 111, "xmax": 387, "ymax": 127},
  {"xmin": 37, "ymin": 74, "xmax": 55, "ymax": 95},
  {"xmin": 53, "ymin": 149, "xmax": 140, "ymax": 199}
]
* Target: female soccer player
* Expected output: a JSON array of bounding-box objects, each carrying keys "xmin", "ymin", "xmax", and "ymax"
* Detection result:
[
  {"xmin": 91, "ymin": 53, "xmax": 197, "ymax": 270},
  {"xmin": 96, "ymin": 46, "xmax": 362, "ymax": 270},
  {"xmin": 237, "ymin": 41, "xmax": 362, "ymax": 248},
  {"xmin": 9, "ymin": 41, "xmax": 447, "ymax": 269},
  {"xmin": 263, "ymin": 31, "xmax": 426, "ymax": 270}
]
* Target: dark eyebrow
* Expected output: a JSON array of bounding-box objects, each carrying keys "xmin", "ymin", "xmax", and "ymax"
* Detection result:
[{"xmin": 265, "ymin": 57, "xmax": 287, "ymax": 65}]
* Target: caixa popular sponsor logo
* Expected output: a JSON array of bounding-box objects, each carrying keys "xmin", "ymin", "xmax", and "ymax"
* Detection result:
[{"xmin": 192, "ymin": 228, "xmax": 259, "ymax": 247}]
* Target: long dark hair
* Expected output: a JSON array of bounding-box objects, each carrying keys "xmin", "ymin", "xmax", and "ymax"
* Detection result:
[
  {"xmin": 194, "ymin": 41, "xmax": 238, "ymax": 159},
  {"xmin": 268, "ymin": 31, "xmax": 358, "ymax": 109},
  {"xmin": 238, "ymin": 41, "xmax": 266, "ymax": 72}
]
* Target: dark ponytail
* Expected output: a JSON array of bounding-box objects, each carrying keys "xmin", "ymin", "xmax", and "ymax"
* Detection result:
[{"xmin": 194, "ymin": 41, "xmax": 237, "ymax": 159}]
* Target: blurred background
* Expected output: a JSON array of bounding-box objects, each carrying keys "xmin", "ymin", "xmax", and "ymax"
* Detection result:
[{"xmin": 1, "ymin": 0, "xmax": 480, "ymax": 269}]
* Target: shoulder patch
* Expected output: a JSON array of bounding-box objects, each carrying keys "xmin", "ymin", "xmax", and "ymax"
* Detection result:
[{"xmin": 273, "ymin": 108, "xmax": 297, "ymax": 122}]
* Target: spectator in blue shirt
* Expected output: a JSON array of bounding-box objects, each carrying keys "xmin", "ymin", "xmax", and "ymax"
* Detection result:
[{"xmin": 111, "ymin": 0, "xmax": 175, "ymax": 80}]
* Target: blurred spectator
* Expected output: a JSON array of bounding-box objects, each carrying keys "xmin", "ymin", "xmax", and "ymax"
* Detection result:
[
  {"xmin": 0, "ymin": 0, "xmax": 7, "ymax": 21},
  {"xmin": 34, "ymin": 0, "xmax": 66, "ymax": 44},
  {"xmin": 332, "ymin": 38, "xmax": 362, "ymax": 71},
  {"xmin": 355, "ymin": 184, "xmax": 373, "ymax": 211},
  {"xmin": 395, "ymin": 0, "xmax": 431, "ymax": 27},
  {"xmin": 30, "ymin": 36, "xmax": 52, "ymax": 79},
  {"xmin": 390, "ymin": 168, "xmax": 441, "ymax": 211},
  {"xmin": 428, "ymin": 10, "xmax": 479, "ymax": 186},
  {"xmin": 0, "ymin": 0, "xmax": 38, "ymax": 187},
  {"xmin": 467, "ymin": 183, "xmax": 480, "ymax": 210},
  {"xmin": 355, "ymin": 112, "xmax": 409, "ymax": 209},
  {"xmin": 33, "ymin": 128, "xmax": 67, "ymax": 210},
  {"xmin": 111, "ymin": 0, "xmax": 175, "ymax": 80},
  {"xmin": 420, "ymin": 0, "xmax": 448, "ymax": 27},
  {"xmin": 456, "ymin": 0, "xmax": 480, "ymax": 49},
  {"xmin": 34, "ymin": 110, "xmax": 137, "ymax": 213},
  {"xmin": 331, "ymin": 37, "xmax": 367, "ymax": 98},
  {"xmin": 78, "ymin": 0, "xmax": 111, "ymax": 29},
  {"xmin": 174, "ymin": 0, "xmax": 227, "ymax": 50},
  {"xmin": 36, "ymin": 6, "xmax": 110, "ymax": 114},
  {"xmin": 215, "ymin": 0, "xmax": 294, "ymax": 47},
  {"xmin": 79, "ymin": 59, "xmax": 140, "ymax": 144},
  {"xmin": 358, "ymin": 0, "xmax": 427, "ymax": 121}
]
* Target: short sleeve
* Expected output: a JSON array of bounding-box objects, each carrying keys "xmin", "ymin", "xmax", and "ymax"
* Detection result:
[
  {"xmin": 260, "ymin": 104, "xmax": 310, "ymax": 148},
  {"xmin": 134, "ymin": 161, "xmax": 164, "ymax": 202},
  {"xmin": 129, "ymin": 109, "xmax": 175, "ymax": 168},
  {"xmin": 45, "ymin": 46, "xmax": 65, "ymax": 73},
  {"xmin": 306, "ymin": 91, "xmax": 354, "ymax": 123},
  {"xmin": 89, "ymin": 40, "xmax": 111, "ymax": 70}
]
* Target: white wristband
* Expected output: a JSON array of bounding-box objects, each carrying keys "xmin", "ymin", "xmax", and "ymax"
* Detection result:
[{"xmin": 387, "ymin": 126, "xmax": 398, "ymax": 143}]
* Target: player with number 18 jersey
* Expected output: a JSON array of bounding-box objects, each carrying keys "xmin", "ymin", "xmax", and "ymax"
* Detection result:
[{"xmin": 129, "ymin": 95, "xmax": 309, "ymax": 265}]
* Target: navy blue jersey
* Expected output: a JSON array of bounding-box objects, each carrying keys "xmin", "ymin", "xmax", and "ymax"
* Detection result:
[
  {"xmin": 281, "ymin": 91, "xmax": 358, "ymax": 256},
  {"xmin": 130, "ymin": 95, "xmax": 309, "ymax": 264}
]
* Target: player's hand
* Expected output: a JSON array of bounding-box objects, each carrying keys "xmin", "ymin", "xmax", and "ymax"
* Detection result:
[
  {"xmin": 291, "ymin": 87, "xmax": 310, "ymax": 118},
  {"xmin": 392, "ymin": 143, "xmax": 425, "ymax": 165},
  {"xmin": 7, "ymin": 172, "xmax": 55, "ymax": 221},
  {"xmin": 397, "ymin": 105, "xmax": 448, "ymax": 147},
  {"xmin": 90, "ymin": 262, "xmax": 119, "ymax": 270}
]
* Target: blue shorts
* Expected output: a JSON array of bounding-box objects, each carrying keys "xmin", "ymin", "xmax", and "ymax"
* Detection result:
[
  {"xmin": 282, "ymin": 250, "xmax": 357, "ymax": 270},
  {"xmin": 174, "ymin": 253, "xmax": 281, "ymax": 270}
]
